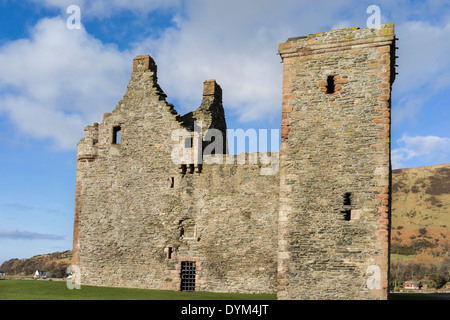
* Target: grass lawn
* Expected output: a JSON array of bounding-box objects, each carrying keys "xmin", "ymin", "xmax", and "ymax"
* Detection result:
[
  {"xmin": 0, "ymin": 279, "xmax": 277, "ymax": 300},
  {"xmin": 390, "ymin": 253, "xmax": 416, "ymax": 262}
]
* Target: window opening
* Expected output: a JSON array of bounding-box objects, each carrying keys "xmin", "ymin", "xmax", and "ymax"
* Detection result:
[
  {"xmin": 166, "ymin": 247, "xmax": 173, "ymax": 259},
  {"xmin": 169, "ymin": 177, "xmax": 175, "ymax": 188},
  {"xmin": 178, "ymin": 219, "xmax": 196, "ymax": 240},
  {"xmin": 326, "ymin": 76, "xmax": 335, "ymax": 94},
  {"xmin": 180, "ymin": 261, "xmax": 196, "ymax": 291},
  {"xmin": 343, "ymin": 192, "xmax": 352, "ymax": 205},
  {"xmin": 342, "ymin": 210, "xmax": 351, "ymax": 221},
  {"xmin": 112, "ymin": 126, "xmax": 121, "ymax": 144},
  {"xmin": 341, "ymin": 192, "xmax": 352, "ymax": 221}
]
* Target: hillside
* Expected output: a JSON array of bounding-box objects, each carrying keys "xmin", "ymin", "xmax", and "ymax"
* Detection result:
[
  {"xmin": 0, "ymin": 250, "xmax": 72, "ymax": 278},
  {"xmin": 391, "ymin": 163, "xmax": 450, "ymax": 265}
]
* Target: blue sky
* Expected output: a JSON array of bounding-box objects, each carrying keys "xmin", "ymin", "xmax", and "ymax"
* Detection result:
[{"xmin": 0, "ymin": 0, "xmax": 449, "ymax": 265}]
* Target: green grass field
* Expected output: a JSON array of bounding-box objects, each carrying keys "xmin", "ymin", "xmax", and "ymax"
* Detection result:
[{"xmin": 0, "ymin": 280, "xmax": 277, "ymax": 300}]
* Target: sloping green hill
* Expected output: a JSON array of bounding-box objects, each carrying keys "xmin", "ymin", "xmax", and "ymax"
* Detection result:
[
  {"xmin": 0, "ymin": 250, "xmax": 72, "ymax": 278},
  {"xmin": 391, "ymin": 163, "xmax": 450, "ymax": 264}
]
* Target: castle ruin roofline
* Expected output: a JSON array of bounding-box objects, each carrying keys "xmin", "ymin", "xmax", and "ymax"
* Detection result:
[
  {"xmin": 77, "ymin": 54, "xmax": 228, "ymax": 157},
  {"xmin": 203, "ymin": 79, "xmax": 222, "ymax": 100},
  {"xmin": 279, "ymin": 23, "xmax": 395, "ymax": 59},
  {"xmin": 132, "ymin": 54, "xmax": 157, "ymax": 74}
]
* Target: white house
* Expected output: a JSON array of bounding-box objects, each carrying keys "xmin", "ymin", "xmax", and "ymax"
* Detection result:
[{"xmin": 34, "ymin": 270, "xmax": 49, "ymax": 279}]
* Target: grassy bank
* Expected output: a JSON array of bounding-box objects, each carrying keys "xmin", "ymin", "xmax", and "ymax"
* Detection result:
[{"xmin": 0, "ymin": 279, "xmax": 277, "ymax": 300}]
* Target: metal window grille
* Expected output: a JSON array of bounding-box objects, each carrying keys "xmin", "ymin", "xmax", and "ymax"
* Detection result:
[{"xmin": 180, "ymin": 261, "xmax": 196, "ymax": 291}]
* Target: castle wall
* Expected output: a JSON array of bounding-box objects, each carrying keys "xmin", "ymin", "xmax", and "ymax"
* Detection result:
[
  {"xmin": 169, "ymin": 154, "xmax": 279, "ymax": 293},
  {"xmin": 277, "ymin": 25, "xmax": 395, "ymax": 300},
  {"xmin": 74, "ymin": 55, "xmax": 188, "ymax": 289},
  {"xmin": 73, "ymin": 56, "xmax": 279, "ymax": 293},
  {"xmin": 74, "ymin": 25, "xmax": 396, "ymax": 299}
]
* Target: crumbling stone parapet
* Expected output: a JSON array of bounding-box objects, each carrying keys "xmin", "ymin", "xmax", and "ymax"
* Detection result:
[
  {"xmin": 132, "ymin": 54, "xmax": 157, "ymax": 74},
  {"xmin": 202, "ymin": 79, "xmax": 222, "ymax": 100}
]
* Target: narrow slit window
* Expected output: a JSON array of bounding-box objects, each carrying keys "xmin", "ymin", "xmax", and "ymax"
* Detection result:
[
  {"xmin": 326, "ymin": 76, "xmax": 335, "ymax": 94},
  {"xmin": 342, "ymin": 210, "xmax": 351, "ymax": 221},
  {"xmin": 343, "ymin": 192, "xmax": 352, "ymax": 205},
  {"xmin": 112, "ymin": 126, "xmax": 121, "ymax": 144},
  {"xmin": 169, "ymin": 177, "xmax": 175, "ymax": 188},
  {"xmin": 341, "ymin": 192, "xmax": 352, "ymax": 221},
  {"xmin": 166, "ymin": 247, "xmax": 173, "ymax": 259}
]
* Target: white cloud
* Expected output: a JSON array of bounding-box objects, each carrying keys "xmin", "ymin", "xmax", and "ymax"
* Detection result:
[
  {"xmin": 134, "ymin": 0, "xmax": 358, "ymax": 124},
  {"xmin": 3, "ymin": 1, "xmax": 450, "ymax": 151},
  {"xmin": 0, "ymin": 17, "xmax": 132, "ymax": 150},
  {"xmin": 392, "ymin": 134, "xmax": 450, "ymax": 169},
  {"xmin": 395, "ymin": 21, "xmax": 450, "ymax": 94},
  {"xmin": 3, "ymin": 1, "xmax": 340, "ymax": 150},
  {"xmin": 6, "ymin": 203, "xmax": 61, "ymax": 214},
  {"xmin": 30, "ymin": 0, "xmax": 182, "ymax": 18},
  {"xmin": 392, "ymin": 96, "xmax": 423, "ymax": 126},
  {"xmin": 0, "ymin": 228, "xmax": 65, "ymax": 240}
]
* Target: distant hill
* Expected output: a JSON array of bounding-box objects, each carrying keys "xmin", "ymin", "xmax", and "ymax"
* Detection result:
[
  {"xmin": 0, "ymin": 250, "xmax": 72, "ymax": 278},
  {"xmin": 391, "ymin": 163, "xmax": 450, "ymax": 265}
]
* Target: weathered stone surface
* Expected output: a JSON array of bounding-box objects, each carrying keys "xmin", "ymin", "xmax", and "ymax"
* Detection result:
[
  {"xmin": 277, "ymin": 24, "xmax": 395, "ymax": 300},
  {"xmin": 73, "ymin": 56, "xmax": 278, "ymax": 294},
  {"xmin": 73, "ymin": 24, "xmax": 395, "ymax": 299}
]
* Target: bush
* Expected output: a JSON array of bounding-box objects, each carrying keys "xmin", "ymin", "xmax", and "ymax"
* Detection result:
[
  {"xmin": 391, "ymin": 244, "xmax": 415, "ymax": 255},
  {"xmin": 390, "ymin": 239, "xmax": 436, "ymax": 256}
]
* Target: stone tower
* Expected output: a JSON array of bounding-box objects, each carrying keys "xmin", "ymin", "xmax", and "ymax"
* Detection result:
[{"xmin": 277, "ymin": 24, "xmax": 396, "ymax": 299}]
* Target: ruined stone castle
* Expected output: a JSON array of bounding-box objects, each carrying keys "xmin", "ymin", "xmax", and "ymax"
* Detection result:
[{"xmin": 72, "ymin": 24, "xmax": 396, "ymax": 299}]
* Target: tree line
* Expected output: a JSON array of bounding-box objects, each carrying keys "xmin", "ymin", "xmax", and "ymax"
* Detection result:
[{"xmin": 390, "ymin": 259, "xmax": 450, "ymax": 289}]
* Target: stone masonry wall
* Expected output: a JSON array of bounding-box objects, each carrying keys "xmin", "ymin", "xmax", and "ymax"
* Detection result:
[
  {"xmin": 73, "ymin": 55, "xmax": 279, "ymax": 294},
  {"xmin": 74, "ymin": 24, "xmax": 396, "ymax": 299},
  {"xmin": 277, "ymin": 24, "xmax": 395, "ymax": 300},
  {"xmin": 168, "ymin": 153, "xmax": 279, "ymax": 293}
]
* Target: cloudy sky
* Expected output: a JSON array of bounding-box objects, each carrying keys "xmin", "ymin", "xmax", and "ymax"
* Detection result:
[{"xmin": 0, "ymin": 0, "xmax": 449, "ymax": 264}]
